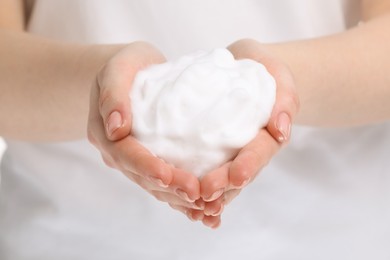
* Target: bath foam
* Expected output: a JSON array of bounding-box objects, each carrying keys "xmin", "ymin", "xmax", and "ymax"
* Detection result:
[{"xmin": 131, "ymin": 49, "xmax": 276, "ymax": 178}]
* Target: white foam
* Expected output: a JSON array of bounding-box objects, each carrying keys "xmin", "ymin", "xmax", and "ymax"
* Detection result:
[{"xmin": 131, "ymin": 49, "xmax": 276, "ymax": 178}]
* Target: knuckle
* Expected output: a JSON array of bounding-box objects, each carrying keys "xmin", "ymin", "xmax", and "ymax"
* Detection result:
[
  {"xmin": 230, "ymin": 153, "xmax": 259, "ymax": 183},
  {"xmin": 234, "ymin": 168, "xmax": 252, "ymax": 184},
  {"xmin": 151, "ymin": 160, "xmax": 170, "ymax": 180}
]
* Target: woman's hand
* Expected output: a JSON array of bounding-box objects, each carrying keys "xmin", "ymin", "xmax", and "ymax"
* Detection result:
[
  {"xmin": 197, "ymin": 39, "xmax": 300, "ymax": 228},
  {"xmin": 87, "ymin": 42, "xmax": 202, "ymax": 216}
]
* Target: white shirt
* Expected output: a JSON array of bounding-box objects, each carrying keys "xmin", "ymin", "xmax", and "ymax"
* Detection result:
[{"xmin": 1, "ymin": 1, "xmax": 390, "ymax": 259}]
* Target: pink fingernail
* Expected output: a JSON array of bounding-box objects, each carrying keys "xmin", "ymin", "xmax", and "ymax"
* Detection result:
[
  {"xmin": 106, "ymin": 111, "xmax": 123, "ymax": 137},
  {"xmin": 149, "ymin": 176, "xmax": 168, "ymax": 188},
  {"xmin": 186, "ymin": 211, "xmax": 197, "ymax": 222},
  {"xmin": 194, "ymin": 199, "xmax": 205, "ymax": 210},
  {"xmin": 233, "ymin": 178, "xmax": 250, "ymax": 189},
  {"xmin": 176, "ymin": 189, "xmax": 195, "ymax": 203},
  {"xmin": 205, "ymin": 188, "xmax": 224, "ymax": 202},
  {"xmin": 192, "ymin": 211, "xmax": 204, "ymax": 221},
  {"xmin": 211, "ymin": 204, "xmax": 224, "ymax": 217},
  {"xmin": 276, "ymin": 112, "xmax": 291, "ymax": 142}
]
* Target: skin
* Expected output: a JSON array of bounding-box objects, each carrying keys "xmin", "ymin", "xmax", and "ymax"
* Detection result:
[
  {"xmin": 0, "ymin": 0, "xmax": 294, "ymax": 228},
  {"xmin": 1, "ymin": 0, "xmax": 390, "ymax": 228},
  {"xmin": 0, "ymin": 5, "xmax": 203, "ymax": 218},
  {"xmin": 199, "ymin": 2, "xmax": 390, "ymax": 227}
]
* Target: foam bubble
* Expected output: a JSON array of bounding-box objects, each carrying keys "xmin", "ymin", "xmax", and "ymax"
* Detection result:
[{"xmin": 131, "ymin": 49, "xmax": 276, "ymax": 178}]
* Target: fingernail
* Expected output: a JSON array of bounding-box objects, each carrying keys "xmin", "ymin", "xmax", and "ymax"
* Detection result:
[
  {"xmin": 233, "ymin": 178, "xmax": 250, "ymax": 189},
  {"xmin": 194, "ymin": 199, "xmax": 205, "ymax": 210},
  {"xmin": 186, "ymin": 211, "xmax": 197, "ymax": 222},
  {"xmin": 204, "ymin": 188, "xmax": 224, "ymax": 202},
  {"xmin": 211, "ymin": 204, "xmax": 224, "ymax": 217},
  {"xmin": 276, "ymin": 112, "xmax": 291, "ymax": 142},
  {"xmin": 176, "ymin": 189, "xmax": 195, "ymax": 203},
  {"xmin": 106, "ymin": 111, "xmax": 123, "ymax": 137},
  {"xmin": 149, "ymin": 176, "xmax": 168, "ymax": 188},
  {"xmin": 192, "ymin": 211, "xmax": 204, "ymax": 221}
]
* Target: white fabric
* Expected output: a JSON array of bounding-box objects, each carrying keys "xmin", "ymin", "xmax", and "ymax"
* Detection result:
[{"xmin": 2, "ymin": 0, "xmax": 390, "ymax": 259}]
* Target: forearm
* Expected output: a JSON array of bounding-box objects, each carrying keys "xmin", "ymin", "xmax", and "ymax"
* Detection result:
[
  {"xmin": 267, "ymin": 14, "xmax": 390, "ymax": 127},
  {"xmin": 0, "ymin": 30, "xmax": 124, "ymax": 141}
]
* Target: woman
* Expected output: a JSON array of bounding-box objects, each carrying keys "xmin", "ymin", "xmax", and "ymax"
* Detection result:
[{"xmin": 1, "ymin": 0, "xmax": 390, "ymax": 259}]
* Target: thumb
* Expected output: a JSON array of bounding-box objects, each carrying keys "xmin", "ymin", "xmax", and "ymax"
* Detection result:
[
  {"xmin": 97, "ymin": 66, "xmax": 132, "ymax": 141},
  {"xmin": 266, "ymin": 64, "xmax": 300, "ymax": 143},
  {"xmin": 97, "ymin": 42, "xmax": 166, "ymax": 141},
  {"xmin": 227, "ymin": 39, "xmax": 299, "ymax": 144}
]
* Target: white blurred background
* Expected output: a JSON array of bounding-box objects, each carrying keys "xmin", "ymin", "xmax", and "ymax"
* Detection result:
[{"xmin": 0, "ymin": 138, "xmax": 4, "ymax": 184}]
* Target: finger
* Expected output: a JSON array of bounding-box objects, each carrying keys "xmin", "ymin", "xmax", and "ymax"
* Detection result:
[
  {"xmin": 124, "ymin": 171, "xmax": 171, "ymax": 194},
  {"xmin": 97, "ymin": 42, "xmax": 166, "ymax": 141},
  {"xmin": 188, "ymin": 209, "xmax": 205, "ymax": 221},
  {"xmin": 202, "ymin": 215, "xmax": 222, "ymax": 229},
  {"xmin": 87, "ymin": 81, "xmax": 103, "ymax": 146},
  {"xmin": 112, "ymin": 138, "xmax": 174, "ymax": 186},
  {"xmin": 89, "ymin": 80, "xmax": 174, "ymax": 187},
  {"xmin": 168, "ymin": 204, "xmax": 204, "ymax": 222},
  {"xmin": 169, "ymin": 167, "xmax": 201, "ymax": 203},
  {"xmin": 265, "ymin": 63, "xmax": 299, "ymax": 143},
  {"xmin": 200, "ymin": 163, "xmax": 230, "ymax": 202},
  {"xmin": 90, "ymin": 98, "xmax": 175, "ymax": 191},
  {"xmin": 223, "ymin": 189, "xmax": 241, "ymax": 205},
  {"xmin": 228, "ymin": 129, "xmax": 280, "ymax": 189},
  {"xmin": 228, "ymin": 39, "xmax": 300, "ymax": 143},
  {"xmin": 204, "ymin": 195, "xmax": 225, "ymax": 217},
  {"xmin": 150, "ymin": 190, "xmax": 203, "ymax": 210},
  {"xmin": 128, "ymin": 173, "xmax": 200, "ymax": 210},
  {"xmin": 168, "ymin": 203, "xmax": 193, "ymax": 221}
]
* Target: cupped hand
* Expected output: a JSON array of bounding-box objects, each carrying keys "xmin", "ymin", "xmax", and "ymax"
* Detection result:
[
  {"xmin": 87, "ymin": 42, "xmax": 201, "ymax": 217},
  {"xmin": 197, "ymin": 39, "xmax": 300, "ymax": 228}
]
